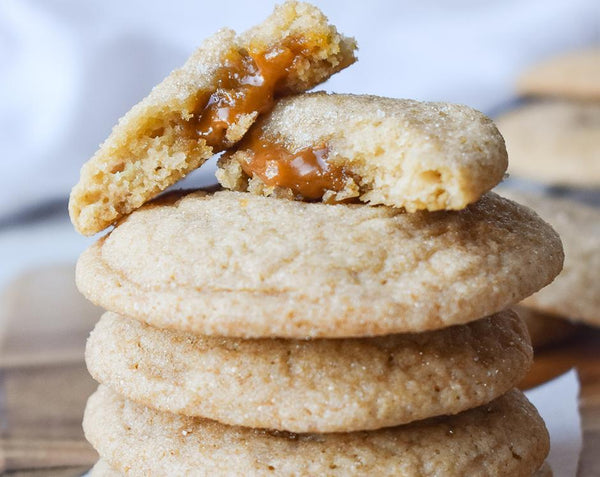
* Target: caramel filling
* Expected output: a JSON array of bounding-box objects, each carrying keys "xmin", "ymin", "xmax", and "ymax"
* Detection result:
[
  {"xmin": 195, "ymin": 41, "xmax": 307, "ymax": 149},
  {"xmin": 232, "ymin": 128, "xmax": 351, "ymax": 200}
]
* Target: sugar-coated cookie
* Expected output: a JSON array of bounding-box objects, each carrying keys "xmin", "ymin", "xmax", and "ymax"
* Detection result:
[
  {"xmin": 497, "ymin": 101, "xmax": 600, "ymax": 187},
  {"xmin": 517, "ymin": 48, "xmax": 600, "ymax": 100},
  {"xmin": 76, "ymin": 190, "xmax": 563, "ymax": 338},
  {"xmin": 90, "ymin": 460, "xmax": 120, "ymax": 477},
  {"xmin": 90, "ymin": 459, "xmax": 553, "ymax": 477},
  {"xmin": 84, "ymin": 386, "xmax": 549, "ymax": 477},
  {"xmin": 217, "ymin": 93, "xmax": 507, "ymax": 211},
  {"xmin": 69, "ymin": 1, "xmax": 356, "ymax": 235},
  {"xmin": 86, "ymin": 310, "xmax": 531, "ymax": 433},
  {"xmin": 500, "ymin": 189, "xmax": 600, "ymax": 327}
]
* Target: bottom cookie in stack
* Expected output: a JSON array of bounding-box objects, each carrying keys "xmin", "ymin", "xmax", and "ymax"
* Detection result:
[
  {"xmin": 83, "ymin": 311, "xmax": 548, "ymax": 476},
  {"xmin": 85, "ymin": 386, "xmax": 548, "ymax": 476}
]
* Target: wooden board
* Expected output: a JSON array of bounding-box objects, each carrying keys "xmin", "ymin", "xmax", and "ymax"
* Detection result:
[
  {"xmin": 0, "ymin": 265, "xmax": 100, "ymax": 475},
  {"xmin": 0, "ymin": 264, "xmax": 598, "ymax": 475},
  {"xmin": 521, "ymin": 327, "xmax": 600, "ymax": 477}
]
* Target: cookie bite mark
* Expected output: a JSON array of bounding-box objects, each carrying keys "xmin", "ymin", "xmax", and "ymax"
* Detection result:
[
  {"xmin": 221, "ymin": 126, "xmax": 358, "ymax": 202},
  {"xmin": 69, "ymin": 1, "xmax": 357, "ymax": 236},
  {"xmin": 217, "ymin": 93, "xmax": 508, "ymax": 211}
]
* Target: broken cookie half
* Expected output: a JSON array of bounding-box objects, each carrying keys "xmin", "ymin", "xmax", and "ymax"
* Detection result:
[
  {"xmin": 217, "ymin": 93, "xmax": 508, "ymax": 211},
  {"xmin": 69, "ymin": 1, "xmax": 357, "ymax": 235}
]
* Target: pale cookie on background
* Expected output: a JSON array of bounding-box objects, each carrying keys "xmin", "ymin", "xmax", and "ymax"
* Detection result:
[
  {"xmin": 76, "ymin": 190, "xmax": 563, "ymax": 338},
  {"xmin": 517, "ymin": 48, "xmax": 600, "ymax": 100},
  {"xmin": 500, "ymin": 189, "xmax": 600, "ymax": 327},
  {"xmin": 84, "ymin": 386, "xmax": 549, "ymax": 477},
  {"xmin": 496, "ymin": 101, "xmax": 600, "ymax": 187},
  {"xmin": 86, "ymin": 310, "xmax": 531, "ymax": 433},
  {"xmin": 515, "ymin": 305, "xmax": 577, "ymax": 348},
  {"xmin": 69, "ymin": 1, "xmax": 357, "ymax": 236},
  {"xmin": 217, "ymin": 93, "xmax": 508, "ymax": 211}
]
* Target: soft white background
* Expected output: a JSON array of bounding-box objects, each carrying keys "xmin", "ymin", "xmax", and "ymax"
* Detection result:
[{"xmin": 1, "ymin": 0, "xmax": 599, "ymax": 218}]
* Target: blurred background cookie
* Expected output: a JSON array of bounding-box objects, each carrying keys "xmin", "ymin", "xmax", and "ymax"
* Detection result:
[
  {"xmin": 497, "ymin": 101, "xmax": 600, "ymax": 188},
  {"xmin": 499, "ymin": 189, "xmax": 600, "ymax": 329},
  {"xmin": 517, "ymin": 48, "xmax": 600, "ymax": 100}
]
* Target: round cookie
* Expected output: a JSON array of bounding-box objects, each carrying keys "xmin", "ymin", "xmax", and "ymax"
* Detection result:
[
  {"xmin": 76, "ymin": 190, "xmax": 563, "ymax": 339},
  {"xmin": 84, "ymin": 386, "xmax": 549, "ymax": 477},
  {"xmin": 516, "ymin": 305, "xmax": 577, "ymax": 348},
  {"xmin": 517, "ymin": 48, "xmax": 600, "ymax": 100},
  {"xmin": 89, "ymin": 460, "xmax": 554, "ymax": 477},
  {"xmin": 217, "ymin": 93, "xmax": 508, "ymax": 212},
  {"xmin": 497, "ymin": 101, "xmax": 600, "ymax": 187},
  {"xmin": 68, "ymin": 1, "xmax": 356, "ymax": 236},
  {"xmin": 90, "ymin": 460, "xmax": 121, "ymax": 477},
  {"xmin": 86, "ymin": 310, "xmax": 532, "ymax": 433},
  {"xmin": 499, "ymin": 189, "xmax": 600, "ymax": 327}
]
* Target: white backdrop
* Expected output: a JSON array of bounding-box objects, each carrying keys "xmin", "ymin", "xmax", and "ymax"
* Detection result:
[{"xmin": 1, "ymin": 0, "xmax": 598, "ymax": 219}]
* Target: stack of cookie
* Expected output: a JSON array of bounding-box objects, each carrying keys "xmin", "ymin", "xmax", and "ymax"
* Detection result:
[
  {"xmin": 496, "ymin": 48, "xmax": 600, "ymax": 346},
  {"xmin": 70, "ymin": 2, "xmax": 563, "ymax": 476}
]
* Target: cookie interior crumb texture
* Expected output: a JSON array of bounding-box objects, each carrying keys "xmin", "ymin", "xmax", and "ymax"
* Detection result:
[
  {"xmin": 69, "ymin": 1, "xmax": 357, "ymax": 235},
  {"xmin": 76, "ymin": 190, "xmax": 564, "ymax": 338},
  {"xmin": 217, "ymin": 93, "xmax": 508, "ymax": 211}
]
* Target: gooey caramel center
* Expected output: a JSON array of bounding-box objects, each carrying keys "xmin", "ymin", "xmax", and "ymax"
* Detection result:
[
  {"xmin": 232, "ymin": 128, "xmax": 351, "ymax": 200},
  {"xmin": 195, "ymin": 42, "xmax": 304, "ymax": 148}
]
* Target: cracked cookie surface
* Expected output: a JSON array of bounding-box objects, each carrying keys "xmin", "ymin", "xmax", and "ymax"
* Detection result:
[{"xmin": 76, "ymin": 190, "xmax": 563, "ymax": 338}]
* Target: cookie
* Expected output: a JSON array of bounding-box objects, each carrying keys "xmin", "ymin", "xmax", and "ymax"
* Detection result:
[
  {"xmin": 90, "ymin": 459, "xmax": 553, "ymax": 477},
  {"xmin": 86, "ymin": 310, "xmax": 531, "ymax": 433},
  {"xmin": 76, "ymin": 190, "xmax": 563, "ymax": 338},
  {"xmin": 217, "ymin": 93, "xmax": 507, "ymax": 211},
  {"xmin": 89, "ymin": 458, "xmax": 554, "ymax": 476},
  {"xmin": 515, "ymin": 305, "xmax": 577, "ymax": 348},
  {"xmin": 90, "ymin": 460, "xmax": 120, "ymax": 477},
  {"xmin": 517, "ymin": 48, "xmax": 600, "ymax": 100},
  {"xmin": 497, "ymin": 101, "xmax": 600, "ymax": 187},
  {"xmin": 499, "ymin": 189, "xmax": 600, "ymax": 327},
  {"xmin": 83, "ymin": 386, "xmax": 549, "ymax": 477},
  {"xmin": 68, "ymin": 1, "xmax": 357, "ymax": 236}
]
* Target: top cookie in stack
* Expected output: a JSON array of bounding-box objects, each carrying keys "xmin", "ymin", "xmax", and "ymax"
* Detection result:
[
  {"xmin": 69, "ymin": 0, "xmax": 357, "ymax": 236},
  {"xmin": 70, "ymin": 2, "xmax": 564, "ymax": 476}
]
